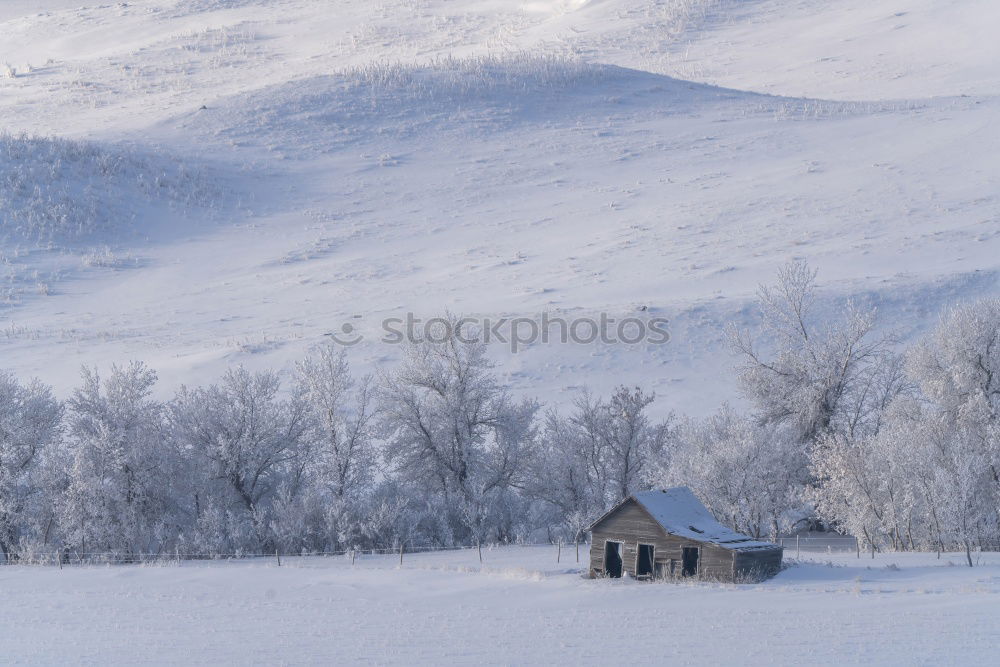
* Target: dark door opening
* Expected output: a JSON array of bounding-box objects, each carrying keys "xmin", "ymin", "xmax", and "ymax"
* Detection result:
[
  {"xmin": 637, "ymin": 544, "xmax": 655, "ymax": 578},
  {"xmin": 682, "ymin": 546, "xmax": 699, "ymax": 577},
  {"xmin": 604, "ymin": 541, "xmax": 623, "ymax": 578}
]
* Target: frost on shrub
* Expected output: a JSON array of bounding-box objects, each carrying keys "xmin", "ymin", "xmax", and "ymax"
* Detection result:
[
  {"xmin": 0, "ymin": 132, "xmax": 216, "ymax": 246},
  {"xmin": 171, "ymin": 0, "xmax": 274, "ymax": 15},
  {"xmin": 202, "ymin": 55, "xmax": 621, "ymax": 154},
  {"xmin": 81, "ymin": 246, "xmax": 140, "ymax": 269}
]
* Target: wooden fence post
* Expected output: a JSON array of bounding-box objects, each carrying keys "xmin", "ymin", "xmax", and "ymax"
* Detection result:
[
  {"xmin": 478, "ymin": 541, "xmax": 482, "ymax": 564},
  {"xmin": 399, "ymin": 543, "xmax": 404, "ymax": 566},
  {"xmin": 557, "ymin": 541, "xmax": 561, "ymax": 563},
  {"xmin": 276, "ymin": 549, "xmax": 281, "ymax": 567}
]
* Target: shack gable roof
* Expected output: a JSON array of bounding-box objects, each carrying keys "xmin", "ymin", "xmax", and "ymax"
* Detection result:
[{"xmin": 590, "ymin": 487, "xmax": 780, "ymax": 552}]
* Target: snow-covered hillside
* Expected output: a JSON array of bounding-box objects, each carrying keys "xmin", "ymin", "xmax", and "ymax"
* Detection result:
[
  {"xmin": 1, "ymin": 0, "xmax": 998, "ymax": 415},
  {"xmin": 5, "ymin": 547, "xmax": 1000, "ymax": 664}
]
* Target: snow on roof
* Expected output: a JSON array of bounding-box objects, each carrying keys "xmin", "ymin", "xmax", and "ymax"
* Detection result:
[{"xmin": 628, "ymin": 487, "xmax": 778, "ymax": 552}]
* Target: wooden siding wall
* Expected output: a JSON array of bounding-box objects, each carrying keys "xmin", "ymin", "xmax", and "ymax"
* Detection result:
[
  {"xmin": 589, "ymin": 500, "xmax": 737, "ymax": 581},
  {"xmin": 733, "ymin": 547, "xmax": 784, "ymax": 581}
]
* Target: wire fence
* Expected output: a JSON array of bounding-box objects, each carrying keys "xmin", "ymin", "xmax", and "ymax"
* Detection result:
[
  {"xmin": 1, "ymin": 541, "xmax": 589, "ymax": 567},
  {"xmin": 776, "ymin": 536, "xmax": 1000, "ymax": 557},
  {"xmin": 776, "ymin": 535, "xmax": 859, "ymax": 556},
  {"xmin": 5, "ymin": 537, "xmax": 865, "ymax": 567}
]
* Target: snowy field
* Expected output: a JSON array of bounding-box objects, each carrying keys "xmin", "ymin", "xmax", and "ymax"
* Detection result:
[{"xmin": 3, "ymin": 546, "xmax": 1000, "ymax": 664}]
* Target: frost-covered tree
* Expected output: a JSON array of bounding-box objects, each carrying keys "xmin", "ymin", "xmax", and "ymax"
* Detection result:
[
  {"xmin": 361, "ymin": 482, "xmax": 432, "ymax": 550},
  {"xmin": 811, "ymin": 299, "xmax": 1000, "ymax": 563},
  {"xmin": 528, "ymin": 386, "xmax": 667, "ymax": 542},
  {"xmin": 477, "ymin": 393, "xmax": 538, "ymax": 542},
  {"xmin": 905, "ymin": 299, "xmax": 1000, "ymax": 562},
  {"xmin": 380, "ymin": 323, "xmax": 538, "ymax": 544},
  {"xmin": 526, "ymin": 409, "xmax": 603, "ymax": 545},
  {"xmin": 730, "ymin": 261, "xmax": 894, "ymax": 445},
  {"xmin": 0, "ymin": 373, "xmax": 61, "ymax": 561},
  {"xmin": 60, "ymin": 363, "xmax": 176, "ymax": 557},
  {"xmin": 574, "ymin": 386, "xmax": 667, "ymax": 503},
  {"xmin": 268, "ymin": 342, "xmax": 380, "ymax": 552},
  {"xmin": 168, "ymin": 367, "xmax": 308, "ymax": 552},
  {"xmin": 908, "ymin": 298, "xmax": 1000, "ymax": 486},
  {"xmin": 811, "ymin": 412, "xmax": 918, "ymax": 555},
  {"xmin": 930, "ymin": 425, "xmax": 993, "ymax": 567},
  {"xmin": 296, "ymin": 343, "xmax": 377, "ymax": 501}
]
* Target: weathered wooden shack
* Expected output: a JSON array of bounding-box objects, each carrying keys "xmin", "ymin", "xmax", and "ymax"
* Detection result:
[{"xmin": 588, "ymin": 487, "xmax": 783, "ymax": 582}]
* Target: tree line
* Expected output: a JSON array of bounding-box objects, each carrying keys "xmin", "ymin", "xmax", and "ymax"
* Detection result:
[{"xmin": 2, "ymin": 262, "xmax": 999, "ymax": 564}]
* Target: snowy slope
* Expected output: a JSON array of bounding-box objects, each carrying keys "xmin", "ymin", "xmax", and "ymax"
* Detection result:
[
  {"xmin": 668, "ymin": 0, "xmax": 1000, "ymax": 99},
  {"xmin": 0, "ymin": 0, "xmax": 998, "ymax": 415},
  {"xmin": 4, "ymin": 547, "xmax": 1000, "ymax": 664}
]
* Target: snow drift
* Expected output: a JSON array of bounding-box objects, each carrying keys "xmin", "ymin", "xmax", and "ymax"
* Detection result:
[{"xmin": 180, "ymin": 55, "xmax": 886, "ymax": 157}]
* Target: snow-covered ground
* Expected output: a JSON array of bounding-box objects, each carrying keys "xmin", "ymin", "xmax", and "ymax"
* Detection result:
[
  {"xmin": 1, "ymin": 0, "xmax": 998, "ymax": 415},
  {"xmin": 3, "ymin": 546, "xmax": 999, "ymax": 664}
]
